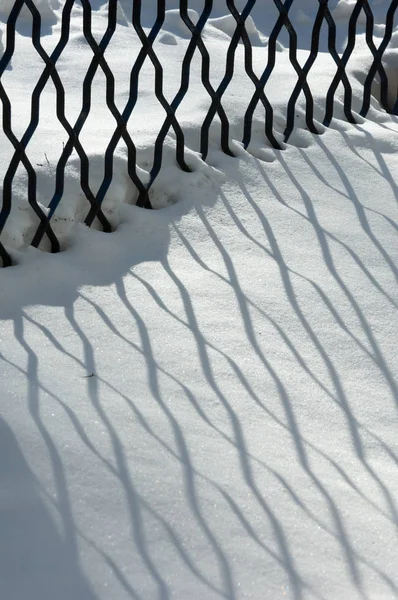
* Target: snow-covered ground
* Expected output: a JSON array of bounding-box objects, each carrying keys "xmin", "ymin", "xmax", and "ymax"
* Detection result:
[{"xmin": 1, "ymin": 2, "xmax": 398, "ymax": 599}]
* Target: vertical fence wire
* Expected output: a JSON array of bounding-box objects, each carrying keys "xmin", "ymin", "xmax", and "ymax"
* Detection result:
[
  {"xmin": 0, "ymin": 0, "xmax": 397, "ymax": 267},
  {"xmin": 361, "ymin": 0, "xmax": 398, "ymax": 115}
]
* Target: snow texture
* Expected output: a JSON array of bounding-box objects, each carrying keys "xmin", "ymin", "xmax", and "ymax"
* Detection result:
[
  {"xmin": 0, "ymin": 2, "xmax": 398, "ymax": 600},
  {"xmin": 332, "ymin": 0, "xmax": 367, "ymax": 24}
]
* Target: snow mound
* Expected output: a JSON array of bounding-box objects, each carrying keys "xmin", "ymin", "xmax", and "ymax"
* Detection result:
[
  {"xmin": 1, "ymin": 151, "xmax": 136, "ymax": 252},
  {"xmin": 208, "ymin": 14, "xmax": 268, "ymax": 47},
  {"xmin": 294, "ymin": 8, "xmax": 312, "ymax": 25},
  {"xmin": 0, "ymin": 0, "xmax": 57, "ymax": 27},
  {"xmin": 1, "ymin": 143, "xmax": 225, "ymax": 254},
  {"xmin": 158, "ymin": 32, "xmax": 178, "ymax": 46},
  {"xmin": 89, "ymin": 1, "xmax": 129, "ymax": 27},
  {"xmin": 161, "ymin": 9, "xmax": 199, "ymax": 40},
  {"xmin": 332, "ymin": 0, "xmax": 367, "ymax": 24}
]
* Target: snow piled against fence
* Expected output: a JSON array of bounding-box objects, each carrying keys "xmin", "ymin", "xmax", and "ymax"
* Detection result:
[{"xmin": 1, "ymin": 0, "xmax": 398, "ymax": 253}]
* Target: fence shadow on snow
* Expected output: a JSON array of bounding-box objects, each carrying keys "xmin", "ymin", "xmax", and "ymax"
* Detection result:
[{"xmin": 0, "ymin": 0, "xmax": 398, "ymax": 267}]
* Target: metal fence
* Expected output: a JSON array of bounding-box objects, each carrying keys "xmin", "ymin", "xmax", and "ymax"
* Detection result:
[{"xmin": 0, "ymin": 0, "xmax": 397, "ymax": 267}]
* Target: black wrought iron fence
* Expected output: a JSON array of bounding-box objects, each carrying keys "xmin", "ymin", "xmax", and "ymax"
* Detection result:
[{"xmin": 0, "ymin": 0, "xmax": 397, "ymax": 267}]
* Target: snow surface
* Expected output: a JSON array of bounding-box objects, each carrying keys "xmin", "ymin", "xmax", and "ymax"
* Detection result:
[{"xmin": 1, "ymin": 2, "xmax": 398, "ymax": 600}]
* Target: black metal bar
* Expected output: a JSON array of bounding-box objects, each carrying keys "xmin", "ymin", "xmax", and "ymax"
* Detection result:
[
  {"xmin": 323, "ymin": 0, "xmax": 367, "ymax": 126},
  {"xmin": 361, "ymin": 0, "xmax": 398, "ymax": 115},
  {"xmin": 243, "ymin": 0, "xmax": 296, "ymax": 149},
  {"xmin": 179, "ymin": 2, "xmax": 233, "ymax": 161},
  {"xmin": 31, "ymin": 0, "xmax": 114, "ymax": 247},
  {"xmin": 131, "ymin": 0, "xmax": 193, "ymax": 206},
  {"xmin": 284, "ymin": 0, "xmax": 328, "ymax": 142},
  {"xmin": 200, "ymin": 0, "xmax": 260, "ymax": 158},
  {"xmin": 147, "ymin": 0, "xmax": 214, "ymax": 188},
  {"xmin": 1, "ymin": 0, "xmax": 60, "ymax": 261},
  {"xmin": 92, "ymin": 0, "xmax": 151, "ymax": 211},
  {"xmin": 226, "ymin": 0, "xmax": 281, "ymax": 151}
]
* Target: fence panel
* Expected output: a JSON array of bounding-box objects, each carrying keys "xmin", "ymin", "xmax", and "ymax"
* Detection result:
[{"xmin": 0, "ymin": 0, "xmax": 397, "ymax": 267}]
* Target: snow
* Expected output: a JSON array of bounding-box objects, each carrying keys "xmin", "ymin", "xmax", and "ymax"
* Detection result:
[
  {"xmin": 332, "ymin": 0, "xmax": 367, "ymax": 25},
  {"xmin": 1, "ymin": 2, "xmax": 398, "ymax": 599},
  {"xmin": 0, "ymin": 0, "xmax": 58, "ymax": 29}
]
